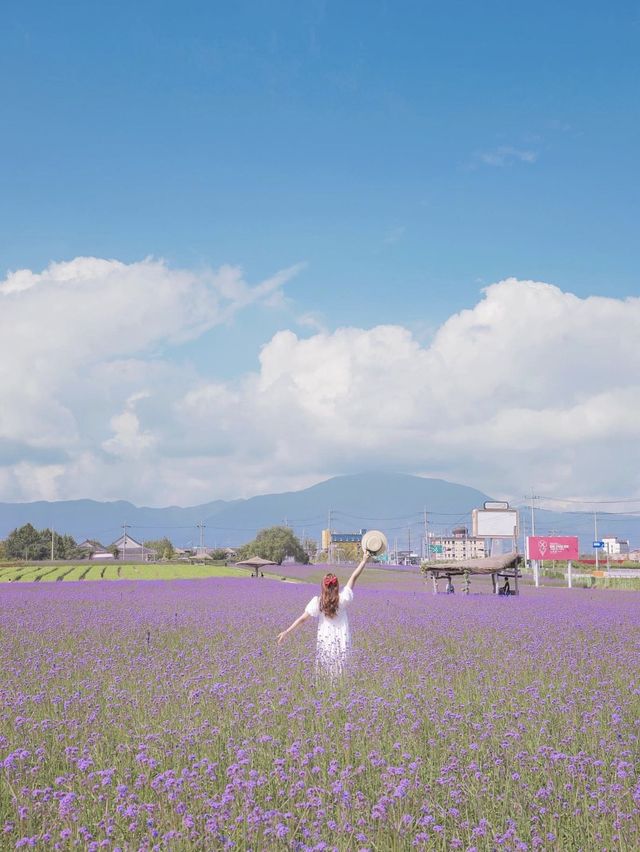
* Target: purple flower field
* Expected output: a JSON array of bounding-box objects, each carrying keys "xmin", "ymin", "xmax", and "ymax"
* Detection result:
[{"xmin": 2, "ymin": 578, "xmax": 640, "ymax": 850}]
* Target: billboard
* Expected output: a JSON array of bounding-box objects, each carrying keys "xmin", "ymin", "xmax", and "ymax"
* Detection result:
[
  {"xmin": 527, "ymin": 536, "xmax": 579, "ymax": 560},
  {"xmin": 472, "ymin": 508, "xmax": 518, "ymax": 538}
]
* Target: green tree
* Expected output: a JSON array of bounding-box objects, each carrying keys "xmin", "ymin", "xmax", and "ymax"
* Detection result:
[
  {"xmin": 209, "ymin": 548, "xmax": 228, "ymax": 562},
  {"xmin": 0, "ymin": 539, "xmax": 6, "ymax": 561},
  {"xmin": 237, "ymin": 526, "xmax": 309, "ymax": 565},
  {"xmin": 5, "ymin": 523, "xmax": 45, "ymax": 560},
  {"xmin": 143, "ymin": 537, "xmax": 175, "ymax": 560},
  {"xmin": 59, "ymin": 533, "xmax": 80, "ymax": 559},
  {"xmin": 44, "ymin": 530, "xmax": 80, "ymax": 559},
  {"xmin": 332, "ymin": 541, "xmax": 360, "ymax": 562},
  {"xmin": 4, "ymin": 525, "xmax": 79, "ymax": 560}
]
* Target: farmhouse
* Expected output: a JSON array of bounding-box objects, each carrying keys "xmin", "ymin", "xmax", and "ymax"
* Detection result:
[
  {"xmin": 77, "ymin": 540, "xmax": 114, "ymax": 560},
  {"xmin": 109, "ymin": 533, "xmax": 156, "ymax": 562}
]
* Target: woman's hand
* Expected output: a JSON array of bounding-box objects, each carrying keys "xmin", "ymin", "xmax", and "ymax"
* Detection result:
[{"xmin": 277, "ymin": 612, "xmax": 309, "ymax": 644}]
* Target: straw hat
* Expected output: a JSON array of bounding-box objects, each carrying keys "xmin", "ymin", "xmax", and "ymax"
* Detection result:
[{"xmin": 361, "ymin": 529, "xmax": 388, "ymax": 556}]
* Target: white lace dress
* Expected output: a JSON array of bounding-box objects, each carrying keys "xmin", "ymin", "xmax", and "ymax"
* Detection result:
[{"xmin": 305, "ymin": 586, "xmax": 353, "ymax": 676}]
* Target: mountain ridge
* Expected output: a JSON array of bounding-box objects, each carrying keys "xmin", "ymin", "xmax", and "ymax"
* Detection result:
[
  {"xmin": 0, "ymin": 473, "xmax": 490, "ymax": 547},
  {"xmin": 1, "ymin": 473, "xmax": 637, "ymax": 551}
]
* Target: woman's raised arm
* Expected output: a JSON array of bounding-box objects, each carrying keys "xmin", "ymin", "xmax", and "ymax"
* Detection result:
[{"xmin": 345, "ymin": 551, "xmax": 371, "ymax": 592}]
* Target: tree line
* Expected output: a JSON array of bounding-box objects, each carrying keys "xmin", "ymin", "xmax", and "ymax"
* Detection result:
[
  {"xmin": 0, "ymin": 524, "xmax": 313, "ymax": 565},
  {"xmin": 1, "ymin": 523, "xmax": 80, "ymax": 560}
]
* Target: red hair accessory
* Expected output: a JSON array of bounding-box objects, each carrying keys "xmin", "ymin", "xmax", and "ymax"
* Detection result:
[{"xmin": 323, "ymin": 575, "xmax": 338, "ymax": 588}]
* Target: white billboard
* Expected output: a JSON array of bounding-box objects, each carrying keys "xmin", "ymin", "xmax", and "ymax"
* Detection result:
[{"xmin": 472, "ymin": 508, "xmax": 519, "ymax": 539}]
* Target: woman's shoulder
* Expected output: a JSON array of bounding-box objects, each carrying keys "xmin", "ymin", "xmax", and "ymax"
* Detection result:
[
  {"xmin": 339, "ymin": 586, "xmax": 353, "ymax": 604},
  {"xmin": 305, "ymin": 595, "xmax": 320, "ymax": 617}
]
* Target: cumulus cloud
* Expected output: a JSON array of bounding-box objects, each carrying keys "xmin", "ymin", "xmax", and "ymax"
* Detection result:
[
  {"xmin": 0, "ymin": 256, "xmax": 301, "ymax": 497},
  {"xmin": 2, "ymin": 265, "xmax": 639, "ymax": 504},
  {"xmin": 102, "ymin": 393, "xmax": 157, "ymax": 458}
]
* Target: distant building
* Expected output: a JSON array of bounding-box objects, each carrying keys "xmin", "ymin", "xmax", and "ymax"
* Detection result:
[
  {"xmin": 77, "ymin": 540, "xmax": 114, "ymax": 560},
  {"xmin": 395, "ymin": 550, "xmax": 420, "ymax": 566},
  {"xmin": 602, "ymin": 536, "xmax": 629, "ymax": 557},
  {"xmin": 321, "ymin": 529, "xmax": 367, "ymax": 550},
  {"xmin": 428, "ymin": 526, "xmax": 486, "ymax": 561},
  {"xmin": 109, "ymin": 533, "xmax": 156, "ymax": 562},
  {"xmin": 321, "ymin": 529, "xmax": 367, "ymax": 562}
]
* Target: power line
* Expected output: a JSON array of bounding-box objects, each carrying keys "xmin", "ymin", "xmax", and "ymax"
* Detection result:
[
  {"xmin": 513, "ymin": 505, "xmax": 640, "ymax": 518},
  {"xmin": 332, "ymin": 509, "xmax": 477, "ymax": 520},
  {"xmin": 536, "ymin": 495, "xmax": 640, "ymax": 505},
  {"xmin": 332, "ymin": 510, "xmax": 425, "ymax": 521}
]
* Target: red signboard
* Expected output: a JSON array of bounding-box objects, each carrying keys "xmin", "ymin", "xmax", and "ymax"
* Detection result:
[{"xmin": 527, "ymin": 536, "xmax": 579, "ymax": 560}]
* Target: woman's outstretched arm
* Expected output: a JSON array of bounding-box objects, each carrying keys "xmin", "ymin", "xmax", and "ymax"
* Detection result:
[
  {"xmin": 345, "ymin": 551, "xmax": 371, "ymax": 592},
  {"xmin": 277, "ymin": 611, "xmax": 311, "ymax": 644}
]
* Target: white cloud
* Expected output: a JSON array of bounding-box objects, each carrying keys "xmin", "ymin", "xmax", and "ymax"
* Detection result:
[
  {"xmin": 382, "ymin": 226, "xmax": 406, "ymax": 245},
  {"xmin": 296, "ymin": 312, "xmax": 326, "ymax": 333},
  {"xmin": 2, "ymin": 265, "xmax": 639, "ymax": 504},
  {"xmin": 478, "ymin": 146, "xmax": 538, "ymax": 167},
  {"xmin": 0, "ymin": 256, "xmax": 301, "ymax": 496},
  {"xmin": 102, "ymin": 393, "xmax": 157, "ymax": 458}
]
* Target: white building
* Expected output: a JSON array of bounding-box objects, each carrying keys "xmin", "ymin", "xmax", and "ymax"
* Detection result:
[
  {"xmin": 428, "ymin": 527, "xmax": 486, "ymax": 561},
  {"xmin": 77, "ymin": 540, "xmax": 114, "ymax": 560},
  {"xmin": 109, "ymin": 533, "xmax": 156, "ymax": 562},
  {"xmin": 602, "ymin": 537, "xmax": 628, "ymax": 557}
]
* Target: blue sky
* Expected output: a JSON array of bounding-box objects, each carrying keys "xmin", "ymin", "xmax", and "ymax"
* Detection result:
[
  {"xmin": 1, "ymin": 1, "xmax": 639, "ymax": 504},
  {"xmin": 3, "ymin": 2, "xmax": 639, "ymax": 307}
]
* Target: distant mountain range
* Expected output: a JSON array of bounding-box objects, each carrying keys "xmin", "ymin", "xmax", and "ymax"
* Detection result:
[
  {"xmin": 0, "ymin": 473, "xmax": 488, "ymax": 548},
  {"xmin": 0, "ymin": 472, "xmax": 638, "ymax": 552}
]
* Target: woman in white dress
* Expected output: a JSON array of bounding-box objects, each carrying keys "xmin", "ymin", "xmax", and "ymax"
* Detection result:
[{"xmin": 277, "ymin": 552, "xmax": 370, "ymax": 677}]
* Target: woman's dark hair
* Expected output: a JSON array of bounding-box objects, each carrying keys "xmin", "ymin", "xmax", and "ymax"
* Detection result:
[{"xmin": 320, "ymin": 573, "xmax": 339, "ymax": 618}]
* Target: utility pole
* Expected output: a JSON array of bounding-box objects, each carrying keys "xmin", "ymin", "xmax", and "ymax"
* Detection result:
[
  {"xmin": 424, "ymin": 507, "xmax": 429, "ymax": 560},
  {"xmin": 530, "ymin": 490, "xmax": 537, "ymax": 537},
  {"xmin": 327, "ymin": 508, "xmax": 333, "ymax": 564},
  {"xmin": 122, "ymin": 523, "xmax": 129, "ymax": 562},
  {"xmin": 549, "ymin": 528, "xmax": 559, "ymax": 571},
  {"xmin": 408, "ymin": 526, "xmax": 411, "ymax": 560},
  {"xmin": 528, "ymin": 489, "xmax": 540, "ymax": 587},
  {"xmin": 594, "ymin": 511, "xmax": 599, "ymax": 570},
  {"xmin": 196, "ymin": 521, "xmax": 206, "ymax": 553}
]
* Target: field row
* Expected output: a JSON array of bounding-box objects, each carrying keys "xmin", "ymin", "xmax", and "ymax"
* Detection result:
[{"xmin": 0, "ymin": 562, "xmax": 263, "ymax": 583}]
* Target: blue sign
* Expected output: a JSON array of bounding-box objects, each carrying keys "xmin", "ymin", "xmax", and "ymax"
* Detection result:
[{"xmin": 592, "ymin": 541, "xmax": 604, "ymax": 549}]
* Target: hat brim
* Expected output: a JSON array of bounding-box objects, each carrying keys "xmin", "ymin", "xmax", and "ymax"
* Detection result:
[{"xmin": 361, "ymin": 530, "xmax": 388, "ymax": 555}]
